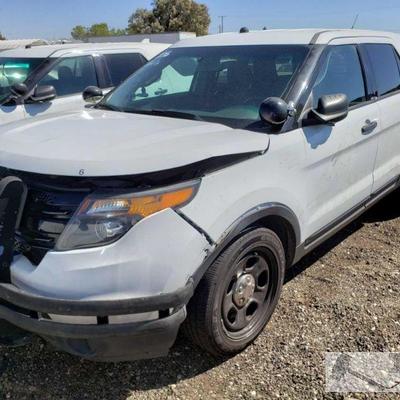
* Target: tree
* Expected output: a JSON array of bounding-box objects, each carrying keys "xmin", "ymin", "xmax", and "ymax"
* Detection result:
[
  {"xmin": 128, "ymin": 8, "xmax": 164, "ymax": 34},
  {"xmin": 110, "ymin": 28, "xmax": 126, "ymax": 36},
  {"xmin": 88, "ymin": 23, "xmax": 111, "ymax": 37},
  {"xmin": 128, "ymin": 0, "xmax": 210, "ymax": 36},
  {"xmin": 71, "ymin": 25, "xmax": 88, "ymax": 40},
  {"xmin": 0, "ymin": 32, "xmax": 6, "ymax": 40},
  {"xmin": 71, "ymin": 23, "xmax": 126, "ymax": 40}
]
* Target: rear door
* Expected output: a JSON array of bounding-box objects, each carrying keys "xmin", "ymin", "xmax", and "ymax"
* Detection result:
[
  {"xmin": 360, "ymin": 43, "xmax": 400, "ymax": 193},
  {"xmin": 23, "ymin": 55, "xmax": 98, "ymax": 118}
]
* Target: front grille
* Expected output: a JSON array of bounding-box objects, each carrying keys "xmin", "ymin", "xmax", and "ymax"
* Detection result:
[{"xmin": 17, "ymin": 186, "xmax": 88, "ymax": 265}]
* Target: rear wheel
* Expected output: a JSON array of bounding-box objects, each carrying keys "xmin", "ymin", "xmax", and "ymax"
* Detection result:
[{"xmin": 183, "ymin": 227, "xmax": 286, "ymax": 356}]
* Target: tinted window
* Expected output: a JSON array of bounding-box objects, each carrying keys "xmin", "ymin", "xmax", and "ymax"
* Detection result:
[
  {"xmin": 0, "ymin": 57, "xmax": 45, "ymax": 102},
  {"xmin": 313, "ymin": 45, "xmax": 366, "ymax": 107},
  {"xmin": 364, "ymin": 44, "xmax": 400, "ymax": 96},
  {"xmin": 104, "ymin": 53, "xmax": 147, "ymax": 86},
  {"xmin": 104, "ymin": 45, "xmax": 310, "ymax": 129},
  {"xmin": 39, "ymin": 56, "xmax": 98, "ymax": 96}
]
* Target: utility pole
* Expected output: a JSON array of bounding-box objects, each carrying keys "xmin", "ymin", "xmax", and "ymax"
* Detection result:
[{"xmin": 218, "ymin": 16, "xmax": 227, "ymax": 33}]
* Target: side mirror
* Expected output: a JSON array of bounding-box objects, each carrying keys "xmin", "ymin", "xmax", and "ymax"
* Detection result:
[
  {"xmin": 309, "ymin": 94, "xmax": 349, "ymax": 125},
  {"xmin": 259, "ymin": 97, "xmax": 290, "ymax": 125},
  {"xmin": 83, "ymin": 86, "xmax": 103, "ymax": 103},
  {"xmin": 30, "ymin": 85, "xmax": 56, "ymax": 102},
  {"xmin": 10, "ymin": 83, "xmax": 29, "ymax": 97}
]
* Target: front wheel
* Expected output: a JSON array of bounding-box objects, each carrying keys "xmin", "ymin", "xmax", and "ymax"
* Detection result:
[{"xmin": 183, "ymin": 227, "xmax": 286, "ymax": 356}]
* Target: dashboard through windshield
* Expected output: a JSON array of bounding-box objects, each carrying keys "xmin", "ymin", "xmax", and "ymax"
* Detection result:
[{"xmin": 103, "ymin": 45, "xmax": 310, "ymax": 128}]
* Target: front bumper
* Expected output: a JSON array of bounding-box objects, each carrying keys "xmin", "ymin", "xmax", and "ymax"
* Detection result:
[
  {"xmin": 0, "ymin": 280, "xmax": 193, "ymax": 361},
  {"xmin": 0, "ymin": 177, "xmax": 212, "ymax": 361}
]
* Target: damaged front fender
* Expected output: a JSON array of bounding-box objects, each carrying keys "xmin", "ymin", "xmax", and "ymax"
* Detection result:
[{"xmin": 11, "ymin": 208, "xmax": 212, "ymax": 300}]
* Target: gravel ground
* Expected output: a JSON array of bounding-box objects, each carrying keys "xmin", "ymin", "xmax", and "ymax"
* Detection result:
[{"xmin": 0, "ymin": 190, "xmax": 399, "ymax": 400}]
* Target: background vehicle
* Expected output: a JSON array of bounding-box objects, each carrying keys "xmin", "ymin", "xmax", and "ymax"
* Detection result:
[
  {"xmin": 0, "ymin": 29, "xmax": 399, "ymax": 361},
  {"xmin": 0, "ymin": 42, "xmax": 169, "ymax": 124}
]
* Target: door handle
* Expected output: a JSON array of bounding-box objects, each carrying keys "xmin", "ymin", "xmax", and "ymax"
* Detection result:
[{"xmin": 362, "ymin": 119, "xmax": 378, "ymax": 135}]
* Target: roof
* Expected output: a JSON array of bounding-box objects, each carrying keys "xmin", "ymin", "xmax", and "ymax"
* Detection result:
[
  {"xmin": 172, "ymin": 29, "xmax": 400, "ymax": 47},
  {"xmin": 0, "ymin": 39, "xmax": 49, "ymax": 51},
  {"xmin": 87, "ymin": 32, "xmax": 196, "ymax": 45},
  {"xmin": 0, "ymin": 42, "xmax": 170, "ymax": 60}
]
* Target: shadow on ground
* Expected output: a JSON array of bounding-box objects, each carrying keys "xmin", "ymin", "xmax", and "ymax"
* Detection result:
[
  {"xmin": 1, "ymin": 189, "xmax": 400, "ymax": 399},
  {"xmin": 286, "ymin": 187, "xmax": 400, "ymax": 283}
]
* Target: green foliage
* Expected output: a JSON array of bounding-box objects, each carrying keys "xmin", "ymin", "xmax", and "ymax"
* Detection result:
[
  {"xmin": 88, "ymin": 23, "xmax": 111, "ymax": 37},
  {"xmin": 128, "ymin": 0, "xmax": 210, "ymax": 36},
  {"xmin": 71, "ymin": 23, "xmax": 126, "ymax": 40},
  {"xmin": 0, "ymin": 32, "xmax": 6, "ymax": 40},
  {"xmin": 71, "ymin": 25, "xmax": 88, "ymax": 40},
  {"xmin": 128, "ymin": 8, "xmax": 164, "ymax": 34},
  {"xmin": 110, "ymin": 28, "xmax": 127, "ymax": 36}
]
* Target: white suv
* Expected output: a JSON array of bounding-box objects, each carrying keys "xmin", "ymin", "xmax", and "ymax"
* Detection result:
[
  {"xmin": 0, "ymin": 42, "xmax": 169, "ymax": 125},
  {"xmin": 0, "ymin": 29, "xmax": 399, "ymax": 361}
]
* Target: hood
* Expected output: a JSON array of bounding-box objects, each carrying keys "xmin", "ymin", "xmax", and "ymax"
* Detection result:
[{"xmin": 0, "ymin": 109, "xmax": 269, "ymax": 177}]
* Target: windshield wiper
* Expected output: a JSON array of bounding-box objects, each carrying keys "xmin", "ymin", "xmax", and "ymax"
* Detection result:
[{"xmin": 125, "ymin": 108, "xmax": 202, "ymax": 121}]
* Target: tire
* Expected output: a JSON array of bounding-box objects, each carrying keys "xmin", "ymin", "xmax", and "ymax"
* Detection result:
[{"xmin": 183, "ymin": 227, "xmax": 286, "ymax": 356}]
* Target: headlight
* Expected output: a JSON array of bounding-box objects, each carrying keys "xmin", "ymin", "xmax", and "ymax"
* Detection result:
[{"xmin": 55, "ymin": 180, "xmax": 199, "ymax": 251}]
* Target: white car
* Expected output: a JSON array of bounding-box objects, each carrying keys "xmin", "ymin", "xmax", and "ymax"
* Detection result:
[
  {"xmin": 0, "ymin": 42, "xmax": 169, "ymax": 125},
  {"xmin": 0, "ymin": 29, "xmax": 399, "ymax": 361}
]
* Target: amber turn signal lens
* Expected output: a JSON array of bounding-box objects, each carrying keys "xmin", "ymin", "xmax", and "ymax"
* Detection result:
[
  {"xmin": 79, "ymin": 184, "xmax": 197, "ymax": 219},
  {"xmin": 127, "ymin": 187, "xmax": 194, "ymax": 217}
]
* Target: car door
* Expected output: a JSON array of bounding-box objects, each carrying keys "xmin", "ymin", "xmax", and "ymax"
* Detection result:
[
  {"xmin": 300, "ymin": 44, "xmax": 380, "ymax": 241},
  {"xmin": 359, "ymin": 43, "xmax": 400, "ymax": 193},
  {"xmin": 23, "ymin": 55, "xmax": 98, "ymax": 118}
]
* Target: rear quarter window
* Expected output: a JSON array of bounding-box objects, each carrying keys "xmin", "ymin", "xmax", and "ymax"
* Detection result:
[
  {"xmin": 104, "ymin": 53, "xmax": 147, "ymax": 87},
  {"xmin": 364, "ymin": 44, "xmax": 400, "ymax": 96}
]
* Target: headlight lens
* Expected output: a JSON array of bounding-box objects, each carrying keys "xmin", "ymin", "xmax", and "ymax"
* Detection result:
[{"xmin": 56, "ymin": 180, "xmax": 199, "ymax": 251}]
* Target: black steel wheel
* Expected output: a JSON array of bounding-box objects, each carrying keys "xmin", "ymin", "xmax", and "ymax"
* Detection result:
[{"xmin": 183, "ymin": 227, "xmax": 286, "ymax": 356}]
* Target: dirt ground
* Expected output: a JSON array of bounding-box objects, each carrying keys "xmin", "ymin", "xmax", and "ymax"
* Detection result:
[{"xmin": 0, "ymin": 189, "xmax": 399, "ymax": 400}]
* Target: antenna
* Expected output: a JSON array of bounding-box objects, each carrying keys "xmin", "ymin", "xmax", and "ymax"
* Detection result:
[
  {"xmin": 351, "ymin": 14, "xmax": 359, "ymax": 29},
  {"xmin": 218, "ymin": 16, "xmax": 227, "ymax": 33}
]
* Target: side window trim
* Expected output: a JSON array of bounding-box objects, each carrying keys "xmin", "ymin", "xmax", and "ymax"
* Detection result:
[
  {"xmin": 93, "ymin": 55, "xmax": 111, "ymax": 89},
  {"xmin": 386, "ymin": 45, "xmax": 400, "ymax": 99},
  {"xmin": 392, "ymin": 46, "xmax": 400, "ymax": 74},
  {"xmin": 90, "ymin": 55, "xmax": 100, "ymax": 88},
  {"xmin": 355, "ymin": 45, "xmax": 375, "ymax": 102},
  {"xmin": 357, "ymin": 44, "xmax": 378, "ymax": 100}
]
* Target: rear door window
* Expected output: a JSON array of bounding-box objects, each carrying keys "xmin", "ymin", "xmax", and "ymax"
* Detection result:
[
  {"xmin": 104, "ymin": 53, "xmax": 147, "ymax": 86},
  {"xmin": 363, "ymin": 44, "xmax": 400, "ymax": 96}
]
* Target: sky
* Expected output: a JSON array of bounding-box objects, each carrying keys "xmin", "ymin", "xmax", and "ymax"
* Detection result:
[{"xmin": 1, "ymin": 0, "xmax": 400, "ymax": 40}]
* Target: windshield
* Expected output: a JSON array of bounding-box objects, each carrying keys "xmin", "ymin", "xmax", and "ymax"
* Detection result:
[
  {"xmin": 0, "ymin": 57, "xmax": 45, "ymax": 103},
  {"xmin": 103, "ymin": 45, "xmax": 310, "ymax": 128}
]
